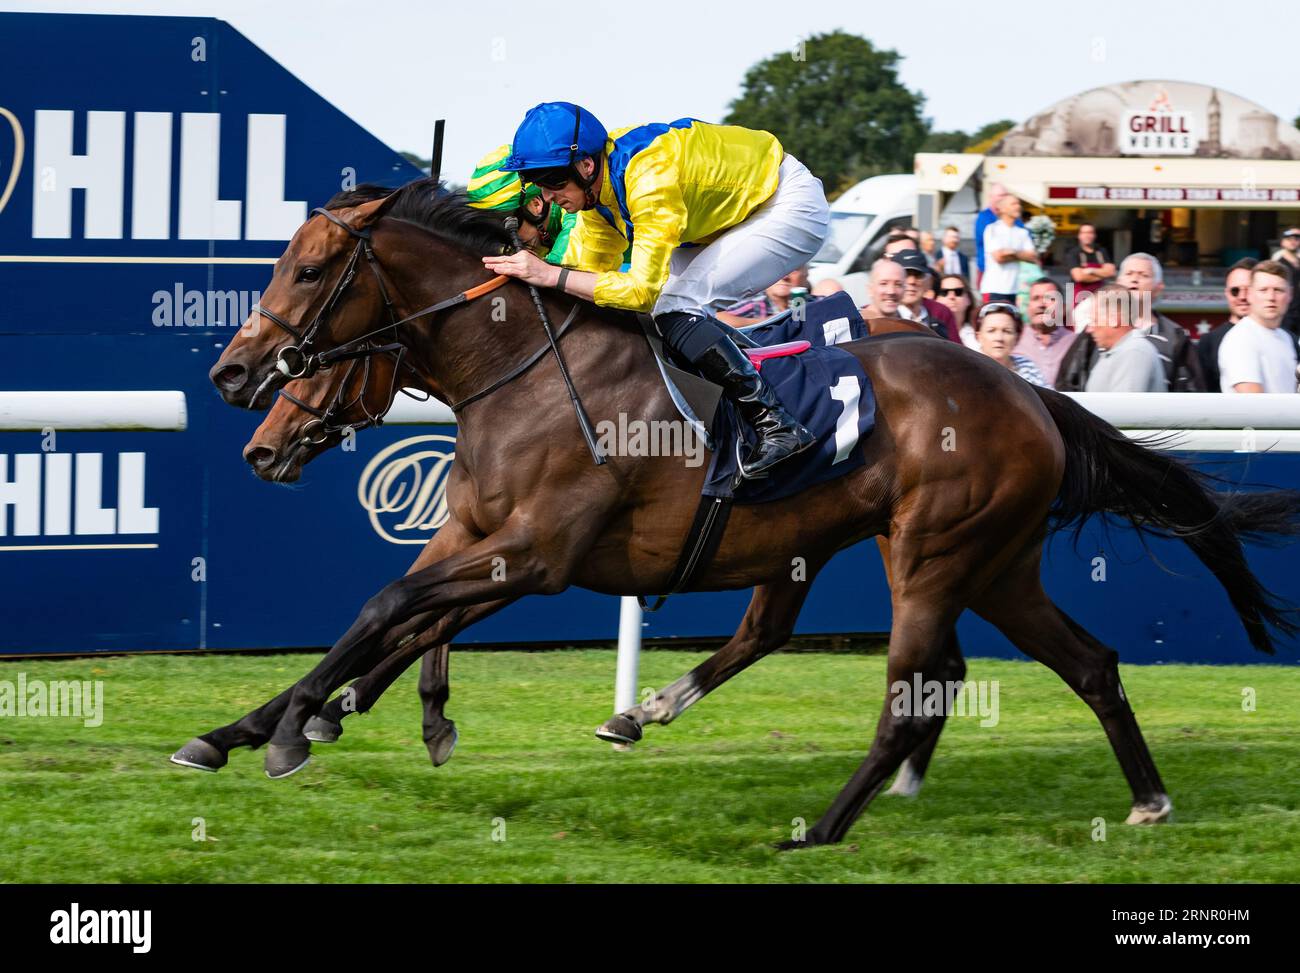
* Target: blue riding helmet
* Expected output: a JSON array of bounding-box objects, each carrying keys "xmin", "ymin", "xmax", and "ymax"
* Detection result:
[{"xmin": 500, "ymin": 102, "xmax": 608, "ymax": 172}]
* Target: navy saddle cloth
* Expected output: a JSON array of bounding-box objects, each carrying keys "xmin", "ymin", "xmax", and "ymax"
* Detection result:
[{"xmin": 706, "ymin": 295, "xmax": 875, "ymax": 503}]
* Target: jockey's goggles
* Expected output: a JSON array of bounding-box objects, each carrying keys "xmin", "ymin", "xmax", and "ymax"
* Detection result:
[{"xmin": 522, "ymin": 166, "xmax": 576, "ymax": 191}]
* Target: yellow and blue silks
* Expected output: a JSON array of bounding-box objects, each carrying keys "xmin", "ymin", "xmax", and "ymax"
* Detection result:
[{"xmin": 558, "ymin": 120, "xmax": 784, "ymax": 312}]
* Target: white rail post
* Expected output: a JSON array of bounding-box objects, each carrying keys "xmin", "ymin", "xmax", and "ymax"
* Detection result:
[
  {"xmin": 614, "ymin": 595, "xmax": 643, "ymax": 721},
  {"xmin": 0, "ymin": 391, "xmax": 188, "ymax": 431}
]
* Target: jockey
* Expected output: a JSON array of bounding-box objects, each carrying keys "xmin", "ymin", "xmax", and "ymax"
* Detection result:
[
  {"xmin": 483, "ymin": 102, "xmax": 830, "ymax": 480},
  {"xmin": 466, "ymin": 144, "xmax": 576, "ymax": 264}
]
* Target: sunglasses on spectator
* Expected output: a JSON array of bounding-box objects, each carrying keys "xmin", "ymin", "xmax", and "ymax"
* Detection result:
[
  {"xmin": 938, "ymin": 286, "xmax": 967, "ymax": 297},
  {"xmin": 978, "ymin": 302, "xmax": 1022, "ymax": 323},
  {"xmin": 1228, "ymin": 286, "xmax": 1245, "ymax": 297}
]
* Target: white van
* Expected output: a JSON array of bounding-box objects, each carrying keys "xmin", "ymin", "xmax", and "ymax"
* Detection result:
[{"xmin": 807, "ymin": 174, "xmax": 917, "ymax": 307}]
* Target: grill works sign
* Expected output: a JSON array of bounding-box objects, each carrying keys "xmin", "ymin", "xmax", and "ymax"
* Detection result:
[
  {"xmin": 1121, "ymin": 110, "xmax": 1196, "ymax": 154},
  {"xmin": 1048, "ymin": 186, "xmax": 1300, "ymax": 203}
]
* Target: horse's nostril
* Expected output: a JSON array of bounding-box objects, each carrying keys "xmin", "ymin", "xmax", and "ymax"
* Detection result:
[
  {"xmin": 244, "ymin": 444, "xmax": 278, "ymax": 471},
  {"xmin": 211, "ymin": 362, "xmax": 248, "ymax": 392}
]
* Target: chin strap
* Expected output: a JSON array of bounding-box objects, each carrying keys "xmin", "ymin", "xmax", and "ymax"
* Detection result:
[{"xmin": 577, "ymin": 155, "xmax": 601, "ymax": 209}]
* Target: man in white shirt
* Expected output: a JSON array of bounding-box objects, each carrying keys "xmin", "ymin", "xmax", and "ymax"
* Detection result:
[
  {"xmin": 1218, "ymin": 261, "xmax": 1299, "ymax": 393},
  {"xmin": 980, "ymin": 195, "xmax": 1038, "ymax": 303},
  {"xmin": 1085, "ymin": 285, "xmax": 1168, "ymax": 392}
]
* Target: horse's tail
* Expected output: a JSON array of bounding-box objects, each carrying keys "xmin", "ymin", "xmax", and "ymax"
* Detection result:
[{"xmin": 1031, "ymin": 384, "xmax": 1300, "ymax": 654}]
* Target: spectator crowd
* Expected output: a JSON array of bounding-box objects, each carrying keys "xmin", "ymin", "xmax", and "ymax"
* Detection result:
[{"xmin": 720, "ymin": 183, "xmax": 1300, "ymax": 396}]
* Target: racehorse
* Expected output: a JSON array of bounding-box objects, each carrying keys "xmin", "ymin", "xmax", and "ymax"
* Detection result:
[
  {"xmin": 236, "ymin": 281, "xmax": 953, "ymax": 791},
  {"xmin": 181, "ymin": 178, "xmax": 1300, "ymax": 847}
]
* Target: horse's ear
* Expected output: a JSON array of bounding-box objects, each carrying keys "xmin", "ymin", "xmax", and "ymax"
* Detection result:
[{"xmin": 346, "ymin": 191, "xmax": 402, "ymax": 230}]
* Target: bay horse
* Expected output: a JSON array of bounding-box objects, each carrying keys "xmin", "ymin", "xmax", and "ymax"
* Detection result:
[
  {"xmin": 236, "ymin": 276, "xmax": 952, "ymax": 790},
  {"xmin": 182, "ymin": 178, "xmax": 1300, "ymax": 847}
]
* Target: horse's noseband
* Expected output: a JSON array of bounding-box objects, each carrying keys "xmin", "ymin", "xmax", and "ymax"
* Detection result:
[
  {"xmin": 255, "ymin": 206, "xmax": 397, "ymax": 381},
  {"xmin": 254, "ymin": 195, "xmax": 536, "ymax": 458}
]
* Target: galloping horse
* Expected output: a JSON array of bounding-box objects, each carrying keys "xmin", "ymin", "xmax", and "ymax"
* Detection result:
[
  {"xmin": 235, "ymin": 258, "xmax": 953, "ymax": 791},
  {"xmin": 180, "ymin": 178, "xmax": 1300, "ymax": 847}
]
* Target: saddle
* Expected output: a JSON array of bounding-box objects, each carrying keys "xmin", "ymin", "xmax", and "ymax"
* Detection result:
[
  {"xmin": 635, "ymin": 293, "xmax": 876, "ymax": 609},
  {"xmin": 636, "ymin": 292, "xmax": 869, "ymax": 444}
]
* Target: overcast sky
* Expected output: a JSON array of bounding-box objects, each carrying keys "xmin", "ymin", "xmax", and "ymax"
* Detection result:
[{"xmin": 5, "ymin": 0, "xmax": 1295, "ymax": 182}]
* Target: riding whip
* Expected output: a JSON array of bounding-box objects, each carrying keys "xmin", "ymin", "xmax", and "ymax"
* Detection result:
[
  {"xmin": 503, "ymin": 217, "xmax": 605, "ymax": 465},
  {"xmin": 430, "ymin": 119, "xmax": 445, "ymax": 182}
]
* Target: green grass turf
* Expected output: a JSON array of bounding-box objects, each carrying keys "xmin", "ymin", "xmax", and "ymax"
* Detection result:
[{"xmin": 0, "ymin": 650, "xmax": 1297, "ymax": 883}]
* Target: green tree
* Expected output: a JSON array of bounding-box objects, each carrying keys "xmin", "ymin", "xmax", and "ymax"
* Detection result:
[
  {"xmin": 966, "ymin": 118, "xmax": 1017, "ymax": 152},
  {"xmin": 920, "ymin": 119, "xmax": 1019, "ymax": 154},
  {"xmin": 969, "ymin": 119, "xmax": 1017, "ymax": 144},
  {"xmin": 724, "ymin": 31, "xmax": 927, "ymax": 197},
  {"xmin": 920, "ymin": 129, "xmax": 971, "ymax": 153},
  {"xmin": 400, "ymin": 151, "xmax": 432, "ymax": 172}
]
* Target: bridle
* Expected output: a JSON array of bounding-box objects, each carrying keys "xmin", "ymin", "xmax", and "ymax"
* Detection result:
[
  {"xmin": 253, "ymin": 203, "xmax": 511, "ymax": 382},
  {"xmin": 518, "ymin": 197, "xmax": 556, "ymax": 250},
  {"xmin": 277, "ymin": 352, "xmax": 408, "ymax": 450},
  {"xmin": 255, "ymin": 205, "xmax": 395, "ymax": 381},
  {"xmin": 251, "ymin": 197, "xmax": 539, "ymax": 457}
]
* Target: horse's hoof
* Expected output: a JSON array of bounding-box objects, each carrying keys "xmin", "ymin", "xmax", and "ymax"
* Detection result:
[
  {"xmin": 595, "ymin": 714, "xmax": 642, "ymax": 744},
  {"xmin": 775, "ymin": 837, "xmax": 817, "ymax": 852},
  {"xmin": 1125, "ymin": 795, "xmax": 1173, "ymax": 825},
  {"xmin": 265, "ymin": 741, "xmax": 311, "ymax": 779},
  {"xmin": 425, "ymin": 721, "xmax": 458, "ymax": 767},
  {"xmin": 774, "ymin": 826, "xmax": 836, "ymax": 851},
  {"xmin": 170, "ymin": 737, "xmax": 227, "ymax": 772},
  {"xmin": 303, "ymin": 715, "xmax": 343, "ymax": 743}
]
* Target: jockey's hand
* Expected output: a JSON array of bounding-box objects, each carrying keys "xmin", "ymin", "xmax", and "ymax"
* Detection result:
[{"xmin": 483, "ymin": 249, "xmax": 559, "ymax": 288}]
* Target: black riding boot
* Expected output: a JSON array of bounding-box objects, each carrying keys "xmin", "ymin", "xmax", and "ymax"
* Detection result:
[{"xmin": 692, "ymin": 337, "xmax": 816, "ymax": 479}]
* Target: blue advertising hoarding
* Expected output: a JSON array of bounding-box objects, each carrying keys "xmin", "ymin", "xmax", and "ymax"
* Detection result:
[{"xmin": 1, "ymin": 13, "xmax": 1297, "ymax": 664}]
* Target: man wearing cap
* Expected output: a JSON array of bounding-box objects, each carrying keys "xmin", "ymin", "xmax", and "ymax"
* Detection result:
[
  {"xmin": 482, "ymin": 102, "xmax": 830, "ymax": 479},
  {"xmin": 889, "ymin": 248, "xmax": 960, "ymax": 342},
  {"xmin": 1270, "ymin": 227, "xmax": 1300, "ymax": 268}
]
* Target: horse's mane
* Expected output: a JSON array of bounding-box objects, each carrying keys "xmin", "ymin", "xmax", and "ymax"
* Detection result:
[
  {"xmin": 320, "ymin": 180, "xmax": 645, "ymax": 340},
  {"xmin": 322, "ymin": 177, "xmax": 512, "ymax": 256}
]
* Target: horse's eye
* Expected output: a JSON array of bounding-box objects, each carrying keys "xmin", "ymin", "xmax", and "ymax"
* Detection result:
[{"xmin": 297, "ymin": 267, "xmax": 322, "ymax": 283}]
